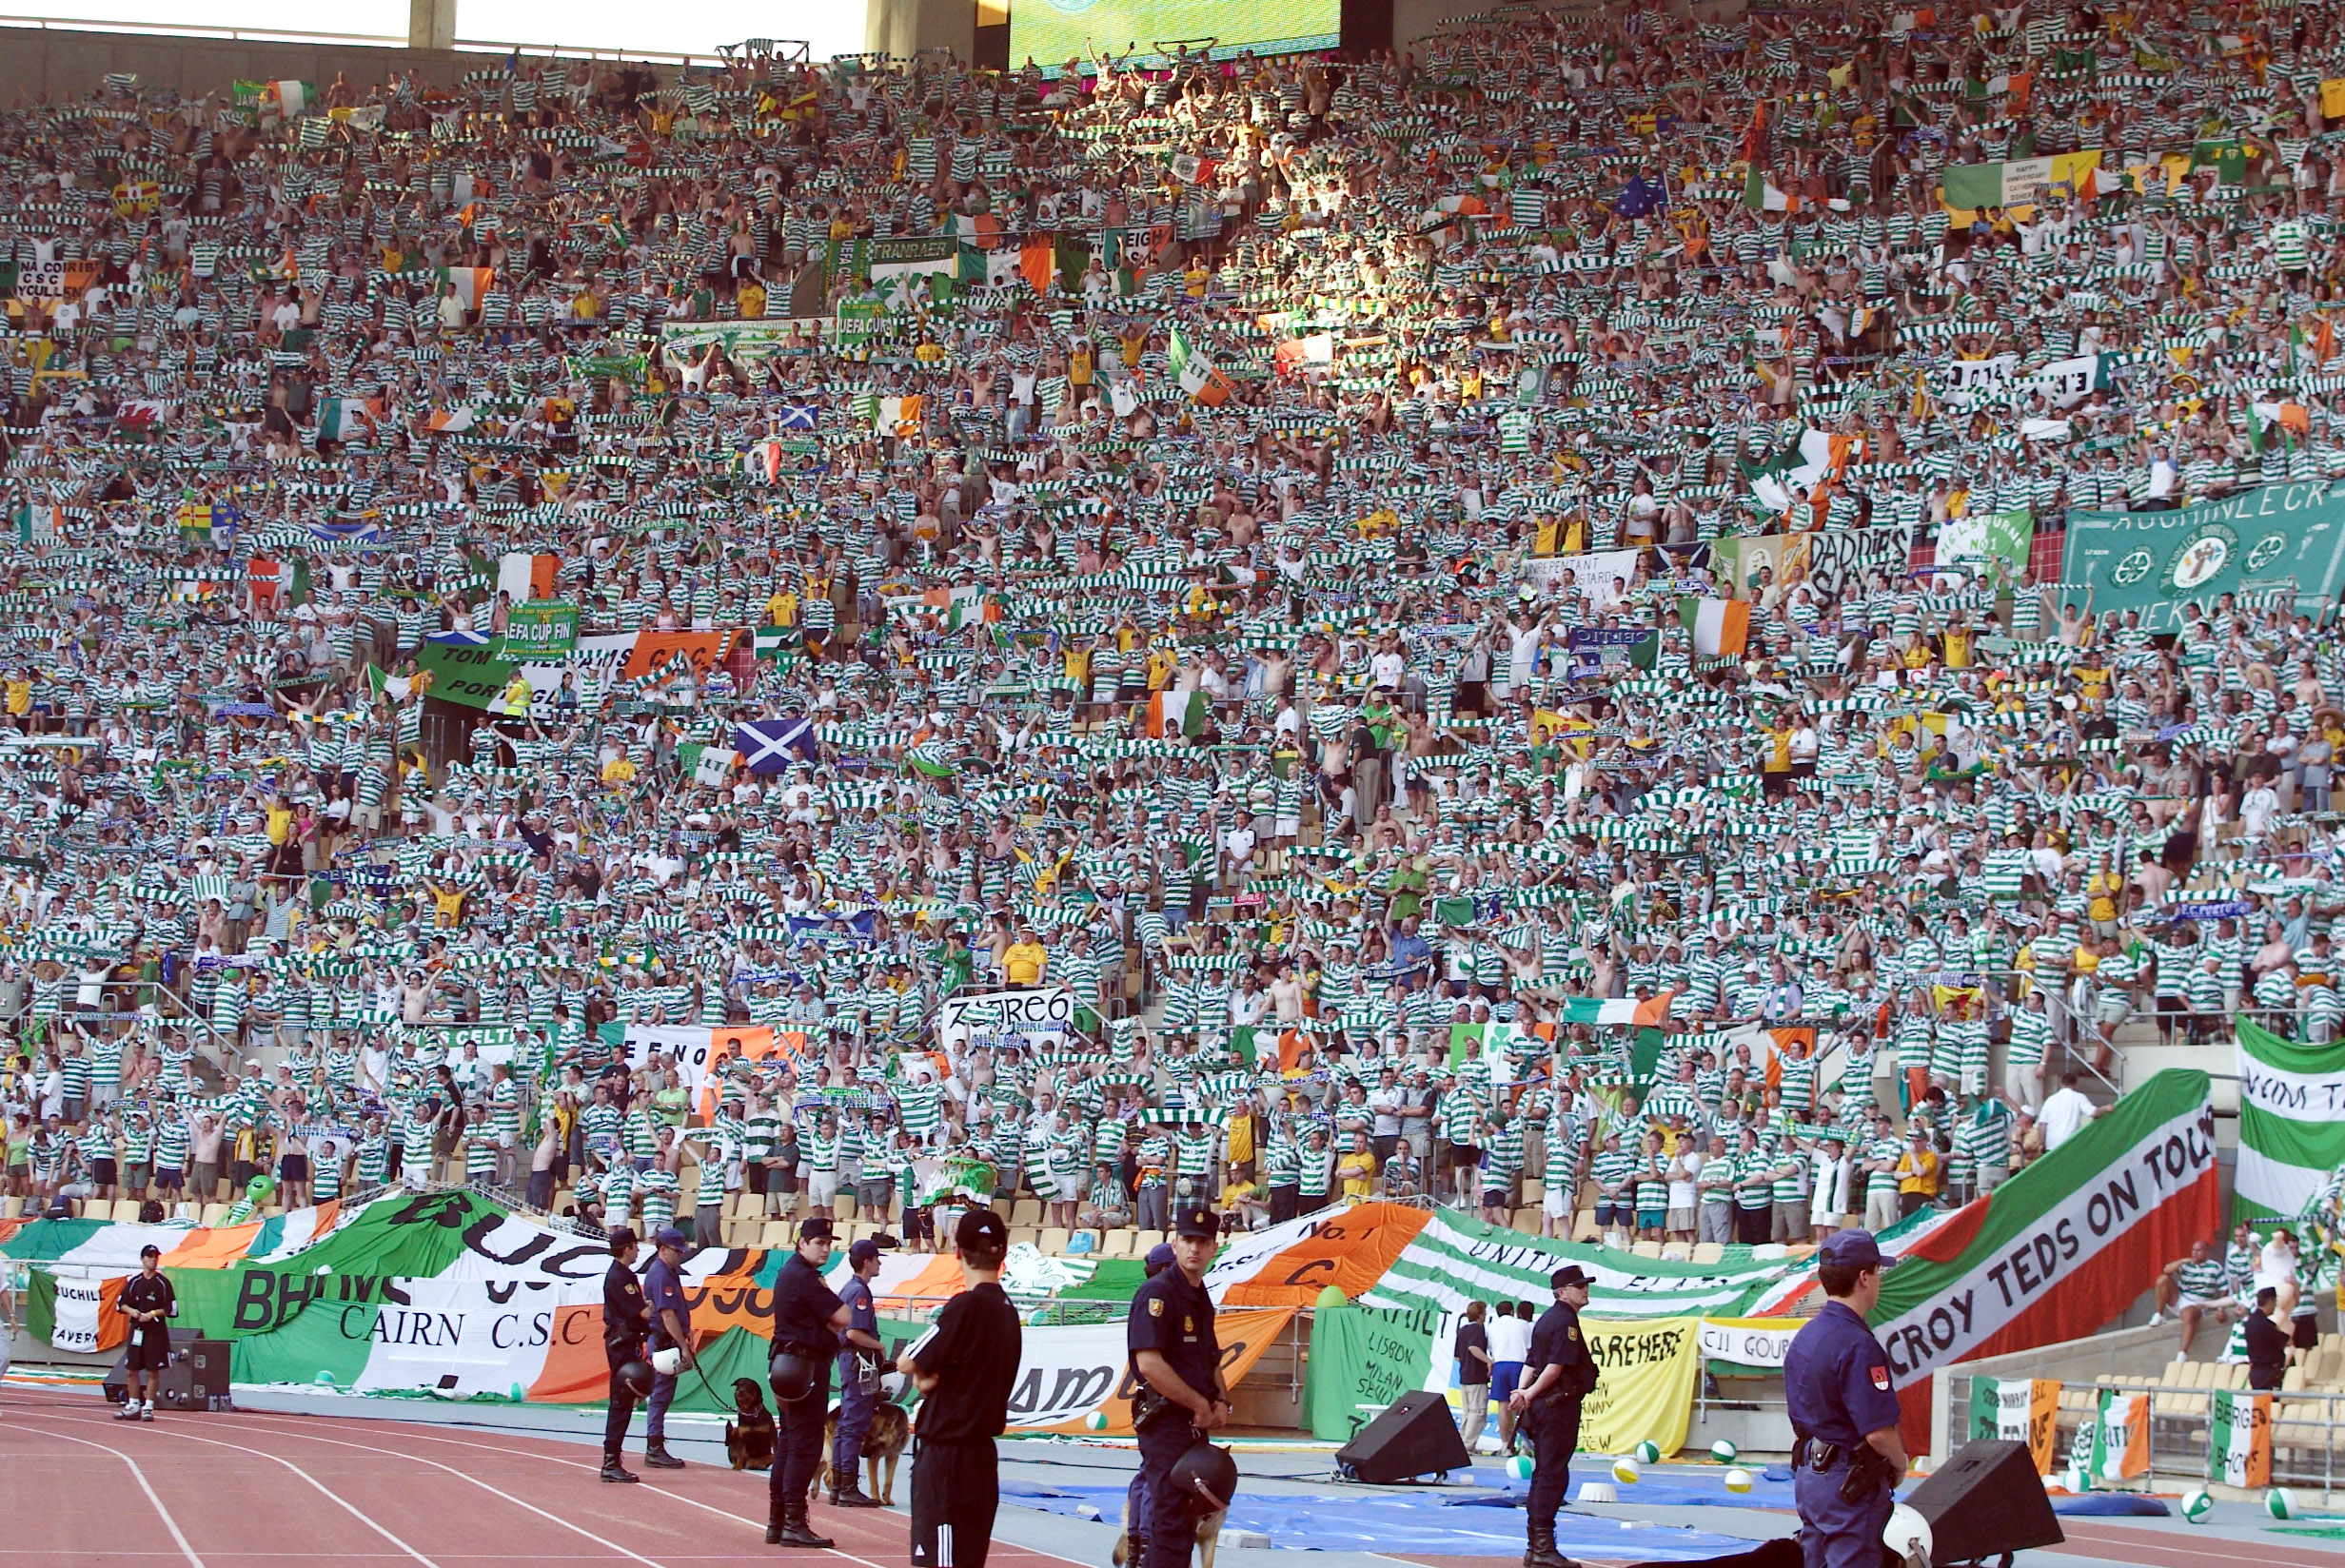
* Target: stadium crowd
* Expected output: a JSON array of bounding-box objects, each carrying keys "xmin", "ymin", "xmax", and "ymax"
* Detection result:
[{"xmin": 3, "ymin": 0, "xmax": 2345, "ymax": 1293}]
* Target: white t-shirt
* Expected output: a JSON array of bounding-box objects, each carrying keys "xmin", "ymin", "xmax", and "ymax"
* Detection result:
[
  {"xmin": 1487, "ymin": 1314, "xmax": 1533, "ymax": 1364},
  {"xmin": 2039, "ymin": 1086, "xmax": 2095, "ymax": 1148}
]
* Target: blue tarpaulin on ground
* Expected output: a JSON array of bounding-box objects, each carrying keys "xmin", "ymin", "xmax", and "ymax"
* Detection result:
[{"xmin": 998, "ymin": 1480, "xmax": 1763, "ymax": 1558}]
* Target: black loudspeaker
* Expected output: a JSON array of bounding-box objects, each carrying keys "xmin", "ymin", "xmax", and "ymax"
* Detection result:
[
  {"xmin": 1904, "ymin": 1440, "xmax": 2064, "ymax": 1566},
  {"xmin": 102, "ymin": 1331, "xmax": 229, "ymax": 1410},
  {"xmin": 1335, "ymin": 1391, "xmax": 1470, "ymax": 1483}
]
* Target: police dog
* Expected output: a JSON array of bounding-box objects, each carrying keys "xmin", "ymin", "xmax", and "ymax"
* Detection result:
[
  {"xmin": 1113, "ymin": 1498, "xmax": 1224, "ymax": 1568},
  {"xmin": 725, "ymin": 1379, "xmax": 776, "ymax": 1471},
  {"xmin": 816, "ymin": 1399, "xmax": 912, "ymax": 1504}
]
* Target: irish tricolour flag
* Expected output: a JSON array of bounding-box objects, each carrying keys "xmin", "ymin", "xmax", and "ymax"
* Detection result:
[{"xmin": 1679, "ymin": 598, "xmax": 1750, "ymax": 658}]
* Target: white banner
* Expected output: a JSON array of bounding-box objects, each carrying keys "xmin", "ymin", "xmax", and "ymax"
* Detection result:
[
  {"xmin": 1696, "ymin": 1318, "xmax": 1799, "ymax": 1368},
  {"xmin": 51, "ymin": 1276, "xmax": 107, "ymax": 1352},
  {"xmin": 1524, "ymin": 549, "xmax": 1642, "ymax": 609},
  {"xmin": 606, "ymin": 1023, "xmax": 784, "ymax": 1107},
  {"xmin": 347, "ymin": 1277, "xmax": 599, "ymax": 1397},
  {"xmin": 936, "ymin": 987, "xmax": 1074, "ymax": 1056},
  {"xmin": 1871, "ymin": 1098, "xmax": 2217, "ymax": 1380}
]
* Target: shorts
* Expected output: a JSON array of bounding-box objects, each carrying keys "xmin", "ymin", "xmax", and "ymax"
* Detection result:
[
  {"xmin": 1490, "ymin": 1362, "xmax": 1525, "ymax": 1403},
  {"xmin": 2180, "ymin": 1295, "xmax": 2229, "ymax": 1312},
  {"xmin": 92, "ymin": 1159, "xmax": 118, "ymax": 1188},
  {"xmin": 1483, "ymin": 1186, "xmax": 1511, "ymax": 1208},
  {"xmin": 155, "ymin": 1167, "xmax": 184, "ymax": 1192},
  {"xmin": 1637, "ymin": 1208, "xmax": 1666, "ymax": 1231},
  {"xmin": 809, "ymin": 1170, "xmax": 840, "ymax": 1207},
  {"xmin": 124, "ymin": 1326, "xmax": 172, "ymax": 1373},
  {"xmin": 1543, "ymin": 1183, "xmax": 1572, "ymax": 1218},
  {"xmin": 1449, "ymin": 1146, "xmax": 1482, "ymax": 1169},
  {"xmin": 1666, "ymin": 1205, "xmax": 1694, "ymax": 1233},
  {"xmin": 1593, "ymin": 1201, "xmax": 1626, "ymax": 1227},
  {"xmin": 281, "ymin": 1154, "xmax": 309, "ymax": 1183},
  {"xmin": 2096, "ymin": 995, "xmax": 2132, "ymax": 1027}
]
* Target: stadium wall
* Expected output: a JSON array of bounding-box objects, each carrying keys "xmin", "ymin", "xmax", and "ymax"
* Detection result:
[{"xmin": 0, "ymin": 27, "xmax": 475, "ymax": 102}]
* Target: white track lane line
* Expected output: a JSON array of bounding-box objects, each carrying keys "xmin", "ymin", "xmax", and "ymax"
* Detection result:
[
  {"xmin": 14, "ymin": 1422, "xmax": 210, "ymax": 1568},
  {"xmin": 47, "ymin": 1405, "xmax": 675, "ymax": 1568},
  {"xmin": 35, "ymin": 1409, "xmax": 442, "ymax": 1568},
  {"xmin": 173, "ymin": 1402, "xmax": 911, "ymax": 1568}
]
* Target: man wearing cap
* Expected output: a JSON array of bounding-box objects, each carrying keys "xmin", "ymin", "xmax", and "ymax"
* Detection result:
[
  {"xmin": 1784, "ymin": 1231, "xmax": 1907, "ymax": 1568},
  {"xmin": 1126, "ymin": 1207, "xmax": 1228, "ymax": 1568},
  {"xmin": 116, "ymin": 1242, "xmax": 176, "ymax": 1421},
  {"xmin": 903, "ymin": 1207, "xmax": 1022, "ymax": 1568},
  {"xmin": 769, "ymin": 1216, "xmax": 854, "ymax": 1546},
  {"xmin": 830, "ymin": 1237, "xmax": 888, "ymax": 1508},
  {"xmin": 1508, "ymin": 1265, "xmax": 1597, "ymax": 1568},
  {"xmin": 642, "ymin": 1226, "xmax": 695, "ymax": 1470},
  {"xmin": 601, "ymin": 1226, "xmax": 649, "ymax": 1482}
]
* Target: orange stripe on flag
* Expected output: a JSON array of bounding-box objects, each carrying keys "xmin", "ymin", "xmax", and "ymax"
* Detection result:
[{"xmin": 1219, "ymin": 1203, "xmax": 1433, "ymax": 1307}]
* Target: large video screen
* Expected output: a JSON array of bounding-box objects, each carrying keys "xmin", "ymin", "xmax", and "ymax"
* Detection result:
[{"xmin": 1010, "ymin": 0, "xmax": 1338, "ymax": 73}]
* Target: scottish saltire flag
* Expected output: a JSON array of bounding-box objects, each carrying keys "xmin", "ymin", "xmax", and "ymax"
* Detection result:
[
  {"xmin": 736, "ymin": 717, "xmax": 818, "ymax": 773},
  {"xmin": 775, "ymin": 405, "xmax": 818, "ymax": 430}
]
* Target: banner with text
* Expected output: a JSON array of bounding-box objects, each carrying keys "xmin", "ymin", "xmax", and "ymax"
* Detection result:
[{"xmin": 2063, "ymin": 482, "xmax": 2345, "ymax": 633}]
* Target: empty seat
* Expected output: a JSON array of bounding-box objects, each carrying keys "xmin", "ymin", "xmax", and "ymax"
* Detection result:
[
  {"xmin": 1660, "ymin": 1243, "xmax": 1691, "ymax": 1262},
  {"xmin": 1010, "ymin": 1198, "xmax": 1045, "ymax": 1226},
  {"xmin": 111, "ymin": 1199, "xmax": 145, "ymax": 1222},
  {"xmin": 1571, "ymin": 1210, "xmax": 1602, "ymax": 1244},
  {"xmin": 1037, "ymin": 1226, "xmax": 1073, "ymax": 1255},
  {"xmin": 1690, "ymin": 1242, "xmax": 1724, "ymax": 1264},
  {"xmin": 200, "ymin": 1203, "xmax": 229, "ymax": 1225},
  {"xmin": 1630, "ymin": 1241, "xmax": 1664, "ymax": 1258},
  {"xmin": 1521, "ymin": 1180, "xmax": 1544, "ymax": 1204},
  {"xmin": 1097, "ymin": 1228, "xmax": 1134, "ymax": 1258},
  {"xmin": 1006, "ymin": 1226, "xmax": 1040, "ymax": 1252},
  {"xmin": 759, "ymin": 1221, "xmax": 796, "ymax": 1246},
  {"xmin": 1133, "ymin": 1228, "xmax": 1166, "ymax": 1255}
]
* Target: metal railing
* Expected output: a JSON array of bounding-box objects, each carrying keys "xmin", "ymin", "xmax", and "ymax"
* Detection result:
[
  {"xmin": 0, "ymin": 12, "xmax": 729, "ymax": 64},
  {"xmin": 1950, "ymin": 1370, "xmax": 2345, "ymax": 1502}
]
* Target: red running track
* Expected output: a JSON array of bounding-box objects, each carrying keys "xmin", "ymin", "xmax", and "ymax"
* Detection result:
[
  {"xmin": 0, "ymin": 1386, "xmax": 1081, "ymax": 1568},
  {"xmin": 7, "ymin": 1388, "xmax": 2338, "ymax": 1568}
]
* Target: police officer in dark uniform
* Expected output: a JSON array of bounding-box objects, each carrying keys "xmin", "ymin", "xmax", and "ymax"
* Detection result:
[
  {"xmin": 1507, "ymin": 1265, "xmax": 1598, "ymax": 1568},
  {"xmin": 1783, "ymin": 1230, "xmax": 1908, "ymax": 1568},
  {"xmin": 601, "ymin": 1225, "xmax": 648, "ymax": 1483},
  {"xmin": 903, "ymin": 1207, "xmax": 1023, "ymax": 1568},
  {"xmin": 1126, "ymin": 1207, "xmax": 1228, "ymax": 1568},
  {"xmin": 769, "ymin": 1215, "xmax": 853, "ymax": 1547}
]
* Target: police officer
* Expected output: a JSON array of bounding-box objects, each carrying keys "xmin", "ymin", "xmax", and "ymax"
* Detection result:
[
  {"xmin": 1783, "ymin": 1230, "xmax": 1907, "ymax": 1568},
  {"xmin": 770, "ymin": 1215, "xmax": 853, "ymax": 1547},
  {"xmin": 830, "ymin": 1236, "xmax": 887, "ymax": 1508},
  {"xmin": 1119, "ymin": 1244, "xmax": 1178, "ymax": 1568},
  {"xmin": 643, "ymin": 1225, "xmax": 696, "ymax": 1470},
  {"xmin": 1508, "ymin": 1265, "xmax": 1597, "ymax": 1568},
  {"xmin": 1126, "ymin": 1208, "xmax": 1227, "ymax": 1568},
  {"xmin": 903, "ymin": 1207, "xmax": 1023, "ymax": 1568},
  {"xmin": 601, "ymin": 1225, "xmax": 648, "ymax": 1483}
]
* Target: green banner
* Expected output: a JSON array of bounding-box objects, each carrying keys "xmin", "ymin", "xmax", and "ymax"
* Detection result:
[
  {"xmin": 411, "ymin": 640, "xmax": 520, "ymax": 713},
  {"xmin": 1301, "ymin": 1302, "xmax": 1439, "ymax": 1440},
  {"xmin": 1936, "ymin": 508, "xmax": 2034, "ymax": 573},
  {"xmin": 504, "ymin": 601, "xmax": 579, "ymax": 656},
  {"xmin": 2060, "ymin": 480, "xmax": 2345, "ymax": 632}
]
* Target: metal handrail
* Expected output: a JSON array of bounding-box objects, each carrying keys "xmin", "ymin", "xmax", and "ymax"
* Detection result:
[{"xmin": 0, "ymin": 12, "xmax": 728, "ymax": 65}]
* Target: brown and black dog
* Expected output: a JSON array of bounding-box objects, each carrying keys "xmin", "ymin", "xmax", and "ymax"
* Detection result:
[
  {"xmin": 1113, "ymin": 1499, "xmax": 1224, "ymax": 1568},
  {"xmin": 815, "ymin": 1400, "xmax": 913, "ymax": 1504},
  {"xmin": 725, "ymin": 1379, "xmax": 776, "ymax": 1471}
]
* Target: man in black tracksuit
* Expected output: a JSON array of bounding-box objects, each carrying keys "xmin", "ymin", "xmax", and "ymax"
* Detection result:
[{"xmin": 601, "ymin": 1226, "xmax": 648, "ymax": 1483}]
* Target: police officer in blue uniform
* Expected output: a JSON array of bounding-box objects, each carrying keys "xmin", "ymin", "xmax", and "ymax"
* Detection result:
[
  {"xmin": 1126, "ymin": 1207, "xmax": 1228, "ymax": 1568},
  {"xmin": 1508, "ymin": 1264, "xmax": 1597, "ymax": 1568},
  {"xmin": 1783, "ymin": 1230, "xmax": 1909, "ymax": 1568},
  {"xmin": 643, "ymin": 1225, "xmax": 695, "ymax": 1470},
  {"xmin": 770, "ymin": 1216, "xmax": 853, "ymax": 1548}
]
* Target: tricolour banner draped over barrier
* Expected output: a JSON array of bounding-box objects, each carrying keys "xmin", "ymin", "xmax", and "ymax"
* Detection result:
[
  {"xmin": 2233, "ymin": 1016, "xmax": 2345, "ymax": 1223},
  {"xmin": 1864, "ymin": 1070, "xmax": 2218, "ymax": 1383}
]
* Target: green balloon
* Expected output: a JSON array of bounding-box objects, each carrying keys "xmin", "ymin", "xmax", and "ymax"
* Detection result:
[
  {"xmin": 1314, "ymin": 1284, "xmax": 1350, "ymax": 1309},
  {"xmin": 247, "ymin": 1174, "xmax": 278, "ymax": 1202}
]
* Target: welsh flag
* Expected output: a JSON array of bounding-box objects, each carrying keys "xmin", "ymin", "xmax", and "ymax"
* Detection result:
[
  {"xmin": 1149, "ymin": 688, "xmax": 1208, "ymax": 738},
  {"xmin": 1679, "ymin": 598, "xmax": 1750, "ymax": 658},
  {"xmin": 1168, "ymin": 327, "xmax": 1233, "ymax": 406}
]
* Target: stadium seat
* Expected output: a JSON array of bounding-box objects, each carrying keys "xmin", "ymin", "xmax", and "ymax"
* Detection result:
[
  {"xmin": 1069, "ymin": 1229, "xmax": 1100, "ymax": 1257},
  {"xmin": 0, "ymin": 1197, "xmax": 19, "ymax": 1219},
  {"xmin": 1097, "ymin": 1228, "xmax": 1133, "ymax": 1258},
  {"xmin": 1630, "ymin": 1241, "xmax": 1663, "ymax": 1258},
  {"xmin": 1006, "ymin": 1226, "xmax": 1040, "ymax": 1252},
  {"xmin": 759, "ymin": 1221, "xmax": 796, "ymax": 1247},
  {"xmin": 1660, "ymin": 1243, "xmax": 1690, "ymax": 1262},
  {"xmin": 1520, "ymin": 1180, "xmax": 1543, "ymax": 1204},
  {"xmin": 111, "ymin": 1199, "xmax": 144, "ymax": 1221},
  {"xmin": 832, "ymin": 1194, "xmax": 856, "ymax": 1222},
  {"xmin": 200, "ymin": 1204, "xmax": 229, "ymax": 1225},
  {"xmin": 1133, "ymin": 1228, "xmax": 1165, "ymax": 1255},
  {"xmin": 1037, "ymin": 1226, "xmax": 1072, "ymax": 1256},
  {"xmin": 1010, "ymin": 1198, "xmax": 1044, "ymax": 1226},
  {"xmin": 1571, "ymin": 1210, "xmax": 1600, "ymax": 1244},
  {"xmin": 1690, "ymin": 1243, "xmax": 1724, "ymax": 1264}
]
